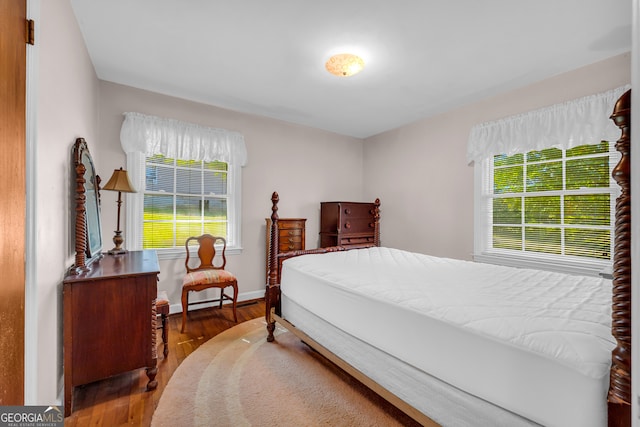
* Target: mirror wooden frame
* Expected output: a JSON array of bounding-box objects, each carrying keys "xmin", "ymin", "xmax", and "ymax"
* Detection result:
[{"xmin": 71, "ymin": 137, "xmax": 103, "ymax": 273}]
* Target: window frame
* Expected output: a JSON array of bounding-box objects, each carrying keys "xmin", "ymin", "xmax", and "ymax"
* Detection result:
[
  {"xmin": 125, "ymin": 152, "xmax": 242, "ymax": 260},
  {"xmin": 473, "ymin": 145, "xmax": 618, "ymax": 277}
]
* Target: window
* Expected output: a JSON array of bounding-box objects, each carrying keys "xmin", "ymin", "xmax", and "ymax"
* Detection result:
[
  {"xmin": 143, "ymin": 155, "xmax": 238, "ymax": 250},
  {"xmin": 474, "ymin": 141, "xmax": 618, "ymax": 274},
  {"xmin": 120, "ymin": 112, "xmax": 247, "ymax": 259},
  {"xmin": 468, "ymin": 86, "xmax": 629, "ymax": 276}
]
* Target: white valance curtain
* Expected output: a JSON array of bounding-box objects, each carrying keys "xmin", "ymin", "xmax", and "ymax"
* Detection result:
[
  {"xmin": 120, "ymin": 112, "xmax": 247, "ymax": 252},
  {"xmin": 120, "ymin": 112, "xmax": 248, "ymax": 166},
  {"xmin": 466, "ymin": 85, "xmax": 630, "ymax": 164}
]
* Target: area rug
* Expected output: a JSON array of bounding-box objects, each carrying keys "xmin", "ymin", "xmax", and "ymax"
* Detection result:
[{"xmin": 151, "ymin": 318, "xmax": 419, "ymax": 426}]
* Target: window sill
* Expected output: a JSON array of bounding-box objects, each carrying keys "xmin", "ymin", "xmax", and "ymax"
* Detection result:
[
  {"xmin": 472, "ymin": 252, "xmax": 611, "ymax": 278},
  {"xmin": 153, "ymin": 246, "xmax": 243, "ymax": 261}
]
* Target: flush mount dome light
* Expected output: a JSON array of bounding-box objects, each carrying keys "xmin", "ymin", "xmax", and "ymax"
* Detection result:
[{"xmin": 325, "ymin": 53, "xmax": 365, "ymax": 77}]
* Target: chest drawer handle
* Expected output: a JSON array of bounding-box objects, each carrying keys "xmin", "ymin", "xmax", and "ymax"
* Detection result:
[
  {"xmin": 344, "ymin": 222, "xmax": 351, "ymax": 229},
  {"xmin": 288, "ymin": 245, "xmax": 295, "ymax": 250},
  {"xmin": 344, "ymin": 208, "xmax": 351, "ymax": 215},
  {"xmin": 288, "ymin": 231, "xmax": 295, "ymax": 235}
]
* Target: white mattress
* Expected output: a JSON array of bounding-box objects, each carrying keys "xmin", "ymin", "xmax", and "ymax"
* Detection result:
[
  {"xmin": 279, "ymin": 247, "xmax": 615, "ymax": 427},
  {"xmin": 282, "ymin": 295, "xmax": 541, "ymax": 427}
]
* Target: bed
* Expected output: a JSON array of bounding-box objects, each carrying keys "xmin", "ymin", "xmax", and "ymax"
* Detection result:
[{"xmin": 264, "ymin": 89, "xmax": 631, "ymax": 427}]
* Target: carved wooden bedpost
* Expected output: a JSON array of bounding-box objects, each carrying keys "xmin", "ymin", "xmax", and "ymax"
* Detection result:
[
  {"xmin": 373, "ymin": 198, "xmax": 381, "ymax": 247},
  {"xmin": 266, "ymin": 192, "xmax": 280, "ymax": 342},
  {"xmin": 608, "ymin": 89, "xmax": 631, "ymax": 427}
]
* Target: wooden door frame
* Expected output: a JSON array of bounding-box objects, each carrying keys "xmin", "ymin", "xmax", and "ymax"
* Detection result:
[{"xmin": 0, "ymin": 0, "xmax": 27, "ymax": 405}]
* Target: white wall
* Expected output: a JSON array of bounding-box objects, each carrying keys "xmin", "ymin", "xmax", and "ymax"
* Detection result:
[
  {"xmin": 30, "ymin": 0, "xmax": 100, "ymax": 404},
  {"xmin": 96, "ymin": 82, "xmax": 364, "ymax": 310},
  {"xmin": 363, "ymin": 53, "xmax": 631, "ymax": 260}
]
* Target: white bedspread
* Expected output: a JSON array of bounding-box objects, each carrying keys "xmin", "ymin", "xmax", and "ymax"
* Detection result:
[{"xmin": 280, "ymin": 247, "xmax": 615, "ymax": 427}]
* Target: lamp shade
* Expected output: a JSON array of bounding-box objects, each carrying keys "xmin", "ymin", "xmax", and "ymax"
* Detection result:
[{"xmin": 102, "ymin": 167, "xmax": 136, "ymax": 193}]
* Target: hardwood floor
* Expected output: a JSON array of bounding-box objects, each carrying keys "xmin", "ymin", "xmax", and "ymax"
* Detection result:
[{"xmin": 64, "ymin": 299, "xmax": 265, "ymax": 426}]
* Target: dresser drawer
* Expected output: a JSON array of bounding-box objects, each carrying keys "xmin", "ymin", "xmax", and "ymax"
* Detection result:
[
  {"xmin": 340, "ymin": 217, "xmax": 376, "ymax": 232},
  {"xmin": 339, "ymin": 235, "xmax": 375, "ymax": 246},
  {"xmin": 279, "ymin": 228, "xmax": 302, "ymax": 238},
  {"xmin": 280, "ymin": 234, "xmax": 302, "ymax": 245},
  {"xmin": 279, "ymin": 241, "xmax": 303, "ymax": 251},
  {"xmin": 341, "ymin": 203, "xmax": 376, "ymax": 219},
  {"xmin": 278, "ymin": 220, "xmax": 306, "ymax": 229}
]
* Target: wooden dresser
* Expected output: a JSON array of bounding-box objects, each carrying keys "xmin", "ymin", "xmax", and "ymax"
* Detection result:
[
  {"xmin": 63, "ymin": 250, "xmax": 160, "ymax": 416},
  {"xmin": 265, "ymin": 218, "xmax": 306, "ymax": 281},
  {"xmin": 320, "ymin": 200, "xmax": 380, "ymax": 248}
]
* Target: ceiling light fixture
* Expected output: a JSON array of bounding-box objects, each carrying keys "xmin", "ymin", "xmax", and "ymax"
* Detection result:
[{"xmin": 325, "ymin": 53, "xmax": 365, "ymax": 77}]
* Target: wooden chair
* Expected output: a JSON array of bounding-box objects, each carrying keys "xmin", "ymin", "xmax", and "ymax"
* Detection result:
[
  {"xmin": 181, "ymin": 234, "xmax": 238, "ymax": 333},
  {"xmin": 156, "ymin": 290, "xmax": 170, "ymax": 358}
]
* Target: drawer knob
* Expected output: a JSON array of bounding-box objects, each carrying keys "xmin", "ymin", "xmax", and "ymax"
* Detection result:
[
  {"xmin": 344, "ymin": 222, "xmax": 351, "ymax": 229},
  {"xmin": 288, "ymin": 238, "xmax": 294, "ymax": 243},
  {"xmin": 288, "ymin": 245, "xmax": 295, "ymax": 250},
  {"xmin": 369, "ymin": 223, "xmax": 375, "ymax": 228},
  {"xmin": 344, "ymin": 208, "xmax": 351, "ymax": 215},
  {"xmin": 288, "ymin": 231, "xmax": 295, "ymax": 235}
]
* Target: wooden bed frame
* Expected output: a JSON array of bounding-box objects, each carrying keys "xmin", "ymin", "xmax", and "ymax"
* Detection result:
[{"xmin": 265, "ymin": 88, "xmax": 632, "ymax": 427}]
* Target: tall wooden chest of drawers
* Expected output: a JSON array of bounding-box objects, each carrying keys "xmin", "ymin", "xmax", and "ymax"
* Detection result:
[
  {"xmin": 265, "ymin": 218, "xmax": 306, "ymax": 281},
  {"xmin": 320, "ymin": 200, "xmax": 380, "ymax": 248}
]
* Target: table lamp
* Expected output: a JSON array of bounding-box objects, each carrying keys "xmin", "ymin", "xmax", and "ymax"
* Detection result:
[{"xmin": 102, "ymin": 167, "xmax": 136, "ymax": 254}]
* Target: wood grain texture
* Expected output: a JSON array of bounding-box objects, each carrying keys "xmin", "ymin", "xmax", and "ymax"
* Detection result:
[
  {"xmin": 63, "ymin": 299, "xmax": 265, "ymax": 426},
  {"xmin": 265, "ymin": 217, "xmax": 306, "ymax": 283},
  {"xmin": 0, "ymin": 0, "xmax": 26, "ymax": 405},
  {"xmin": 265, "ymin": 192, "xmax": 280, "ymax": 342},
  {"xmin": 63, "ymin": 251, "xmax": 160, "ymax": 416},
  {"xmin": 319, "ymin": 200, "xmax": 380, "ymax": 248},
  {"xmin": 71, "ymin": 138, "xmax": 88, "ymax": 272},
  {"xmin": 181, "ymin": 235, "xmax": 238, "ymax": 332},
  {"xmin": 608, "ymin": 88, "xmax": 631, "ymax": 427}
]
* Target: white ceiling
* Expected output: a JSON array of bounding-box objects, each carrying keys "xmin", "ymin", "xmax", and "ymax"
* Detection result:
[{"xmin": 70, "ymin": 0, "xmax": 632, "ymax": 139}]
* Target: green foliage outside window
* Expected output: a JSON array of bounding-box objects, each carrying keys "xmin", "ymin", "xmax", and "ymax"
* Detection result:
[
  {"xmin": 143, "ymin": 154, "xmax": 229, "ymax": 249},
  {"xmin": 491, "ymin": 142, "xmax": 612, "ymax": 260}
]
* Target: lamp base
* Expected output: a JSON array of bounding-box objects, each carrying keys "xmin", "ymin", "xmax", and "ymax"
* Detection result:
[{"xmin": 107, "ymin": 230, "xmax": 127, "ymax": 255}]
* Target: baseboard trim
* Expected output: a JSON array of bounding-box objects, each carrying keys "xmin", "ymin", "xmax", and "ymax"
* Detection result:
[{"xmin": 167, "ymin": 289, "xmax": 264, "ymax": 314}]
